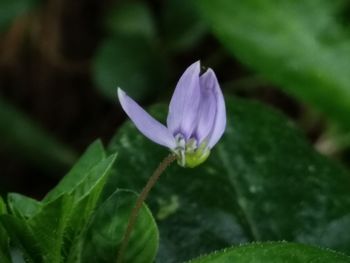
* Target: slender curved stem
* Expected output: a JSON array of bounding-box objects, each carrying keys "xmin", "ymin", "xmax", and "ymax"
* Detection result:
[{"xmin": 117, "ymin": 154, "xmax": 177, "ymax": 263}]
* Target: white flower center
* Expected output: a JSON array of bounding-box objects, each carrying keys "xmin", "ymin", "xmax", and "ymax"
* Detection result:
[{"xmin": 173, "ymin": 133, "xmax": 209, "ymax": 167}]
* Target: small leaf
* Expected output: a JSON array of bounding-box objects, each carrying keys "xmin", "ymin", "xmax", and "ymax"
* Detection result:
[
  {"xmin": 44, "ymin": 139, "xmax": 106, "ymax": 203},
  {"xmin": 81, "ymin": 190, "xmax": 159, "ymax": 263},
  {"xmin": 188, "ymin": 242, "xmax": 350, "ymax": 263},
  {"xmin": 2, "ymin": 146, "xmax": 117, "ymax": 263},
  {"xmin": 107, "ymin": 97, "xmax": 350, "ymax": 262},
  {"xmin": 7, "ymin": 193, "xmax": 41, "ymax": 219},
  {"xmin": 63, "ymin": 154, "xmax": 117, "ymax": 262}
]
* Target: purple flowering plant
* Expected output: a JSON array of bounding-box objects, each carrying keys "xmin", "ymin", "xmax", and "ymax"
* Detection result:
[
  {"xmin": 117, "ymin": 61, "xmax": 226, "ymax": 168},
  {"xmin": 115, "ymin": 61, "xmax": 226, "ymax": 262},
  {"xmin": 3, "ymin": 0, "xmax": 350, "ymax": 262}
]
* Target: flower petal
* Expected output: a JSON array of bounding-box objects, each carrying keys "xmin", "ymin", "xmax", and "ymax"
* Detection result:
[
  {"xmin": 167, "ymin": 61, "xmax": 201, "ymax": 138},
  {"xmin": 194, "ymin": 69, "xmax": 217, "ymax": 143},
  {"xmin": 205, "ymin": 69, "xmax": 226, "ymax": 148},
  {"xmin": 117, "ymin": 88, "xmax": 176, "ymax": 149}
]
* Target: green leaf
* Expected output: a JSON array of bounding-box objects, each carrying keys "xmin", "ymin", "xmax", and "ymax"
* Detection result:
[
  {"xmin": 28, "ymin": 194, "xmax": 74, "ymax": 263},
  {"xmin": 196, "ymin": 0, "xmax": 350, "ymax": 129},
  {"xmin": 0, "ymin": 214, "xmax": 42, "ymax": 263},
  {"xmin": 68, "ymin": 154, "xmax": 117, "ymax": 202},
  {"xmin": 0, "ymin": 0, "xmax": 38, "ymax": 32},
  {"xmin": 106, "ymin": 97, "xmax": 350, "ymax": 262},
  {"xmin": 2, "ymin": 146, "xmax": 117, "ymax": 263},
  {"xmin": 0, "ymin": 196, "xmax": 7, "ymax": 214},
  {"xmin": 8, "ymin": 193, "xmax": 41, "ymax": 219},
  {"xmin": 0, "ymin": 98, "xmax": 76, "ymax": 170},
  {"xmin": 106, "ymin": 2, "xmax": 156, "ymax": 40},
  {"xmin": 161, "ymin": 0, "xmax": 207, "ymax": 52},
  {"xmin": 93, "ymin": 36, "xmax": 166, "ymax": 101},
  {"xmin": 63, "ymin": 154, "xmax": 117, "ymax": 262},
  {"xmin": 0, "ymin": 197, "xmax": 11, "ymax": 263},
  {"xmin": 81, "ymin": 190, "xmax": 159, "ymax": 263},
  {"xmin": 188, "ymin": 242, "xmax": 350, "ymax": 263},
  {"xmin": 0, "ymin": 226, "xmax": 11, "ymax": 263},
  {"xmin": 42, "ymin": 144, "xmax": 117, "ymax": 261},
  {"xmin": 44, "ymin": 139, "xmax": 106, "ymax": 203}
]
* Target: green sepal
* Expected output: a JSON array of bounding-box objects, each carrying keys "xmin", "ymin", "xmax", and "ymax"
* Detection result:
[{"xmin": 183, "ymin": 141, "xmax": 210, "ymax": 168}]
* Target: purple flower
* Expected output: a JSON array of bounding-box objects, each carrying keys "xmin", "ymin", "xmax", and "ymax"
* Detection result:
[{"xmin": 117, "ymin": 61, "xmax": 226, "ymax": 168}]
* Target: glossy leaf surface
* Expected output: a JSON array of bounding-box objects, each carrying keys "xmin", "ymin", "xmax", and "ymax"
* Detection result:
[
  {"xmin": 188, "ymin": 242, "xmax": 350, "ymax": 263},
  {"xmin": 107, "ymin": 97, "xmax": 350, "ymax": 262}
]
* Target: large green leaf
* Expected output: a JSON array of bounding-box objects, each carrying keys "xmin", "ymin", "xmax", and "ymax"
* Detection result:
[
  {"xmin": 188, "ymin": 242, "xmax": 350, "ymax": 263},
  {"xmin": 0, "ymin": 98, "xmax": 76, "ymax": 170},
  {"xmin": 106, "ymin": 97, "xmax": 350, "ymax": 262},
  {"xmin": 81, "ymin": 189, "xmax": 159, "ymax": 263},
  {"xmin": 196, "ymin": 0, "xmax": 350, "ymax": 129}
]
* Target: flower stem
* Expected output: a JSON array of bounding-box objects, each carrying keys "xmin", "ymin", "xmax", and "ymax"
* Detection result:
[{"xmin": 117, "ymin": 153, "xmax": 177, "ymax": 263}]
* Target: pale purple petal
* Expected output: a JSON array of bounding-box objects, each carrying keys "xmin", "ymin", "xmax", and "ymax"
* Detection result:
[
  {"xmin": 167, "ymin": 61, "xmax": 201, "ymax": 138},
  {"xmin": 206, "ymin": 69, "xmax": 226, "ymax": 148},
  {"xmin": 194, "ymin": 69, "xmax": 217, "ymax": 143},
  {"xmin": 117, "ymin": 88, "xmax": 176, "ymax": 149}
]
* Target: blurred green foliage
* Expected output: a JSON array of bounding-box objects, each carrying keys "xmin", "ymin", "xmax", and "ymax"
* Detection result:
[
  {"xmin": 93, "ymin": 1, "xmax": 166, "ymax": 101},
  {"xmin": 93, "ymin": 36, "xmax": 166, "ymax": 101},
  {"xmin": 0, "ymin": 0, "xmax": 38, "ymax": 32},
  {"xmin": 161, "ymin": 0, "xmax": 207, "ymax": 52},
  {"xmin": 0, "ymin": 98, "xmax": 76, "ymax": 170},
  {"xmin": 105, "ymin": 2, "xmax": 156, "ymax": 40},
  {"xmin": 93, "ymin": 0, "xmax": 206, "ymax": 102},
  {"xmin": 197, "ymin": 0, "xmax": 350, "ymax": 130}
]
